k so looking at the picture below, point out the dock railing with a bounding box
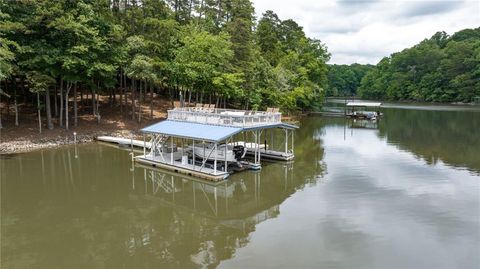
[167,107,282,127]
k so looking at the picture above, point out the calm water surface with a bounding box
[1,105,479,268]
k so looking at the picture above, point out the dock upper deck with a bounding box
[167,107,282,128]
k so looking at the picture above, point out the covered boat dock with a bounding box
[134,107,298,181]
[346,102,382,120]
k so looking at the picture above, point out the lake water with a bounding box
[1,104,479,268]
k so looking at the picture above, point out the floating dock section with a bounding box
[132,106,298,181]
[96,136,152,149]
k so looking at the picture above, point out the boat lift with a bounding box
[134,107,298,181]
[345,102,383,120]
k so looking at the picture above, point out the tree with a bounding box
[358,27,480,103]
[256,10,283,66]
[327,64,375,96]
[1,0,332,129]
[26,72,55,133]
[173,27,234,104]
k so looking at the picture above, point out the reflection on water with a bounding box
[220,116,479,269]
[1,104,479,269]
[379,108,480,173]
[0,136,324,268]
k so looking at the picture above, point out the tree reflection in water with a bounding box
[0,121,326,269]
[378,108,480,174]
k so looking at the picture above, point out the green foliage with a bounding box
[0,9,20,81]
[358,28,480,103]
[327,64,374,96]
[26,71,55,94]
[254,10,330,111]
[1,0,329,114]
[173,27,234,90]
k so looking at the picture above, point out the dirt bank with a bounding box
[0,96,170,154]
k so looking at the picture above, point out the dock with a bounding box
[312,102,383,120]
[132,106,298,181]
[246,148,294,161]
[96,136,152,148]
[135,154,230,181]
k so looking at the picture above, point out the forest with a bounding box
[326,63,374,97]
[0,0,330,131]
[358,28,480,103]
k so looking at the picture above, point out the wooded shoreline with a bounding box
[0,92,170,154]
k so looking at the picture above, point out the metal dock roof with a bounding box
[142,117,299,142]
[141,120,243,142]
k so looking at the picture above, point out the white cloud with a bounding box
[252,0,480,64]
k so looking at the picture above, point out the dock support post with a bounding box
[143,134,146,156]
[170,137,174,164]
[224,138,228,172]
[292,130,294,153]
[130,134,133,151]
[213,143,217,175]
[271,129,274,151]
[254,130,258,164]
[192,139,195,169]
[285,129,288,154]
[257,130,261,163]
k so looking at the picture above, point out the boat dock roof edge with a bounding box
[141,120,243,142]
[242,122,299,130]
[140,120,298,142]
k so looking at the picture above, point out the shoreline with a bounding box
[0,129,143,155]
[1,116,303,155]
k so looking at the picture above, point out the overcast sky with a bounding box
[252,0,480,64]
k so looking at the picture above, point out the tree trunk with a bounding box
[123,71,127,114]
[132,79,136,120]
[46,87,53,130]
[96,82,100,124]
[53,85,58,117]
[65,83,71,130]
[92,87,96,116]
[199,0,204,19]
[5,82,10,116]
[168,85,174,107]
[12,79,18,126]
[139,80,143,102]
[14,94,19,126]
[150,82,153,119]
[60,79,64,127]
[74,83,78,127]
[119,69,123,114]
[0,89,2,129]
[37,92,42,134]
[138,80,144,123]
[80,84,83,104]
[54,84,58,117]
